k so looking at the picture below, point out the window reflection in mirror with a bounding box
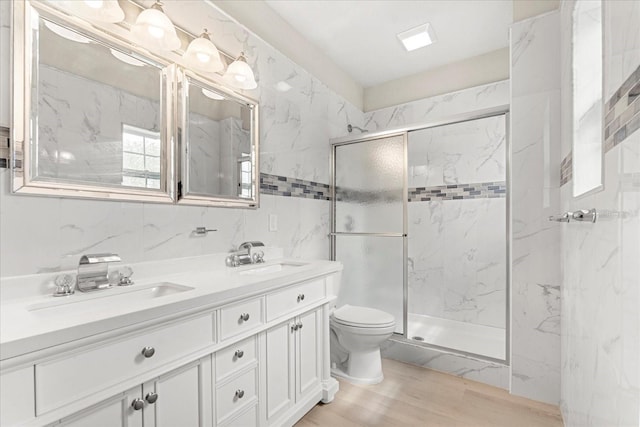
[32,14,166,191]
[183,77,254,200]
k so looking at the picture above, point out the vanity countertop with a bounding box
[0,257,342,362]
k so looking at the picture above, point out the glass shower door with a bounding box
[332,134,406,334]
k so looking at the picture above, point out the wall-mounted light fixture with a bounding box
[183,29,224,73]
[62,0,125,23]
[131,0,181,51]
[223,52,257,90]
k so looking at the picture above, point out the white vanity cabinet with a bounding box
[55,357,213,427]
[0,268,340,427]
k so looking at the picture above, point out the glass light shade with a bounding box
[223,54,257,90]
[62,0,125,23]
[131,3,181,51]
[183,32,224,73]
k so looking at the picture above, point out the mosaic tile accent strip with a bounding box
[408,181,506,202]
[604,65,640,152]
[560,150,573,187]
[260,173,330,200]
[0,127,9,169]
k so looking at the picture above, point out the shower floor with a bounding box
[407,313,506,360]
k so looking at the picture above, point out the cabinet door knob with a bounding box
[235,389,245,399]
[141,346,155,358]
[297,293,305,302]
[297,322,303,330]
[240,313,250,322]
[291,323,298,332]
[235,349,244,359]
[131,398,144,411]
[145,392,158,404]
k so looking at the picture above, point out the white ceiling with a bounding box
[263,0,512,88]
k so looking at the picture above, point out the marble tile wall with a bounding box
[0,0,9,128]
[560,1,640,425]
[510,10,562,405]
[0,1,363,278]
[406,114,507,329]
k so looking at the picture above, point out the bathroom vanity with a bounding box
[0,257,342,426]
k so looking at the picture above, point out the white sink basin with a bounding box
[238,262,305,276]
[28,282,194,314]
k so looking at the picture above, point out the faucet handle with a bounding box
[117,266,134,286]
[53,274,75,297]
[251,251,265,264]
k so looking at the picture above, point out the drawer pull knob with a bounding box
[297,293,305,302]
[297,322,303,329]
[145,392,158,404]
[131,398,144,411]
[240,313,250,322]
[141,346,155,358]
[291,323,299,332]
[235,389,245,399]
[235,349,244,359]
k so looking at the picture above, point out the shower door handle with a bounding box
[572,208,597,223]
[548,212,571,222]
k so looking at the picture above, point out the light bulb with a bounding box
[84,0,104,9]
[196,52,210,63]
[147,25,165,39]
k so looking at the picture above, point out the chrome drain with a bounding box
[412,336,425,341]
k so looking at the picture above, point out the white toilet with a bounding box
[330,304,396,385]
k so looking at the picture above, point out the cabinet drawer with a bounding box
[216,336,257,381]
[35,313,214,415]
[216,368,257,423]
[266,279,325,321]
[220,404,258,427]
[220,298,263,340]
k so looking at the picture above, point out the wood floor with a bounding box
[296,359,563,427]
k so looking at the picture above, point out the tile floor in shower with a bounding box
[407,313,506,360]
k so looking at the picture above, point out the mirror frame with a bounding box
[176,68,260,208]
[10,0,261,208]
[11,1,176,203]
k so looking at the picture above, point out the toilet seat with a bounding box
[332,304,395,328]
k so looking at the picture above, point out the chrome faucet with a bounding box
[76,253,123,292]
[225,241,265,267]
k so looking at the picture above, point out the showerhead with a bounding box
[347,124,368,133]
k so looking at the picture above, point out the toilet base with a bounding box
[331,366,384,385]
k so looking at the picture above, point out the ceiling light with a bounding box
[131,1,181,52]
[62,0,125,23]
[44,20,91,44]
[275,81,292,92]
[183,29,224,73]
[397,23,437,52]
[201,88,225,100]
[223,52,257,90]
[110,49,146,67]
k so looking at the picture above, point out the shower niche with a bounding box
[331,110,509,363]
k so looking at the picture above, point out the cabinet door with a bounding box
[58,387,143,427]
[143,357,213,427]
[296,309,322,400]
[264,321,295,424]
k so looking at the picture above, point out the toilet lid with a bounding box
[332,304,395,328]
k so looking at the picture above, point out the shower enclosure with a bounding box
[331,108,509,362]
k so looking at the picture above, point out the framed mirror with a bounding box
[177,69,259,208]
[12,1,176,202]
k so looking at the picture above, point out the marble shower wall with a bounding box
[510,11,562,405]
[560,1,640,425]
[407,115,507,329]
[0,1,364,277]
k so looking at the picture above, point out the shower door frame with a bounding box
[330,104,511,364]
